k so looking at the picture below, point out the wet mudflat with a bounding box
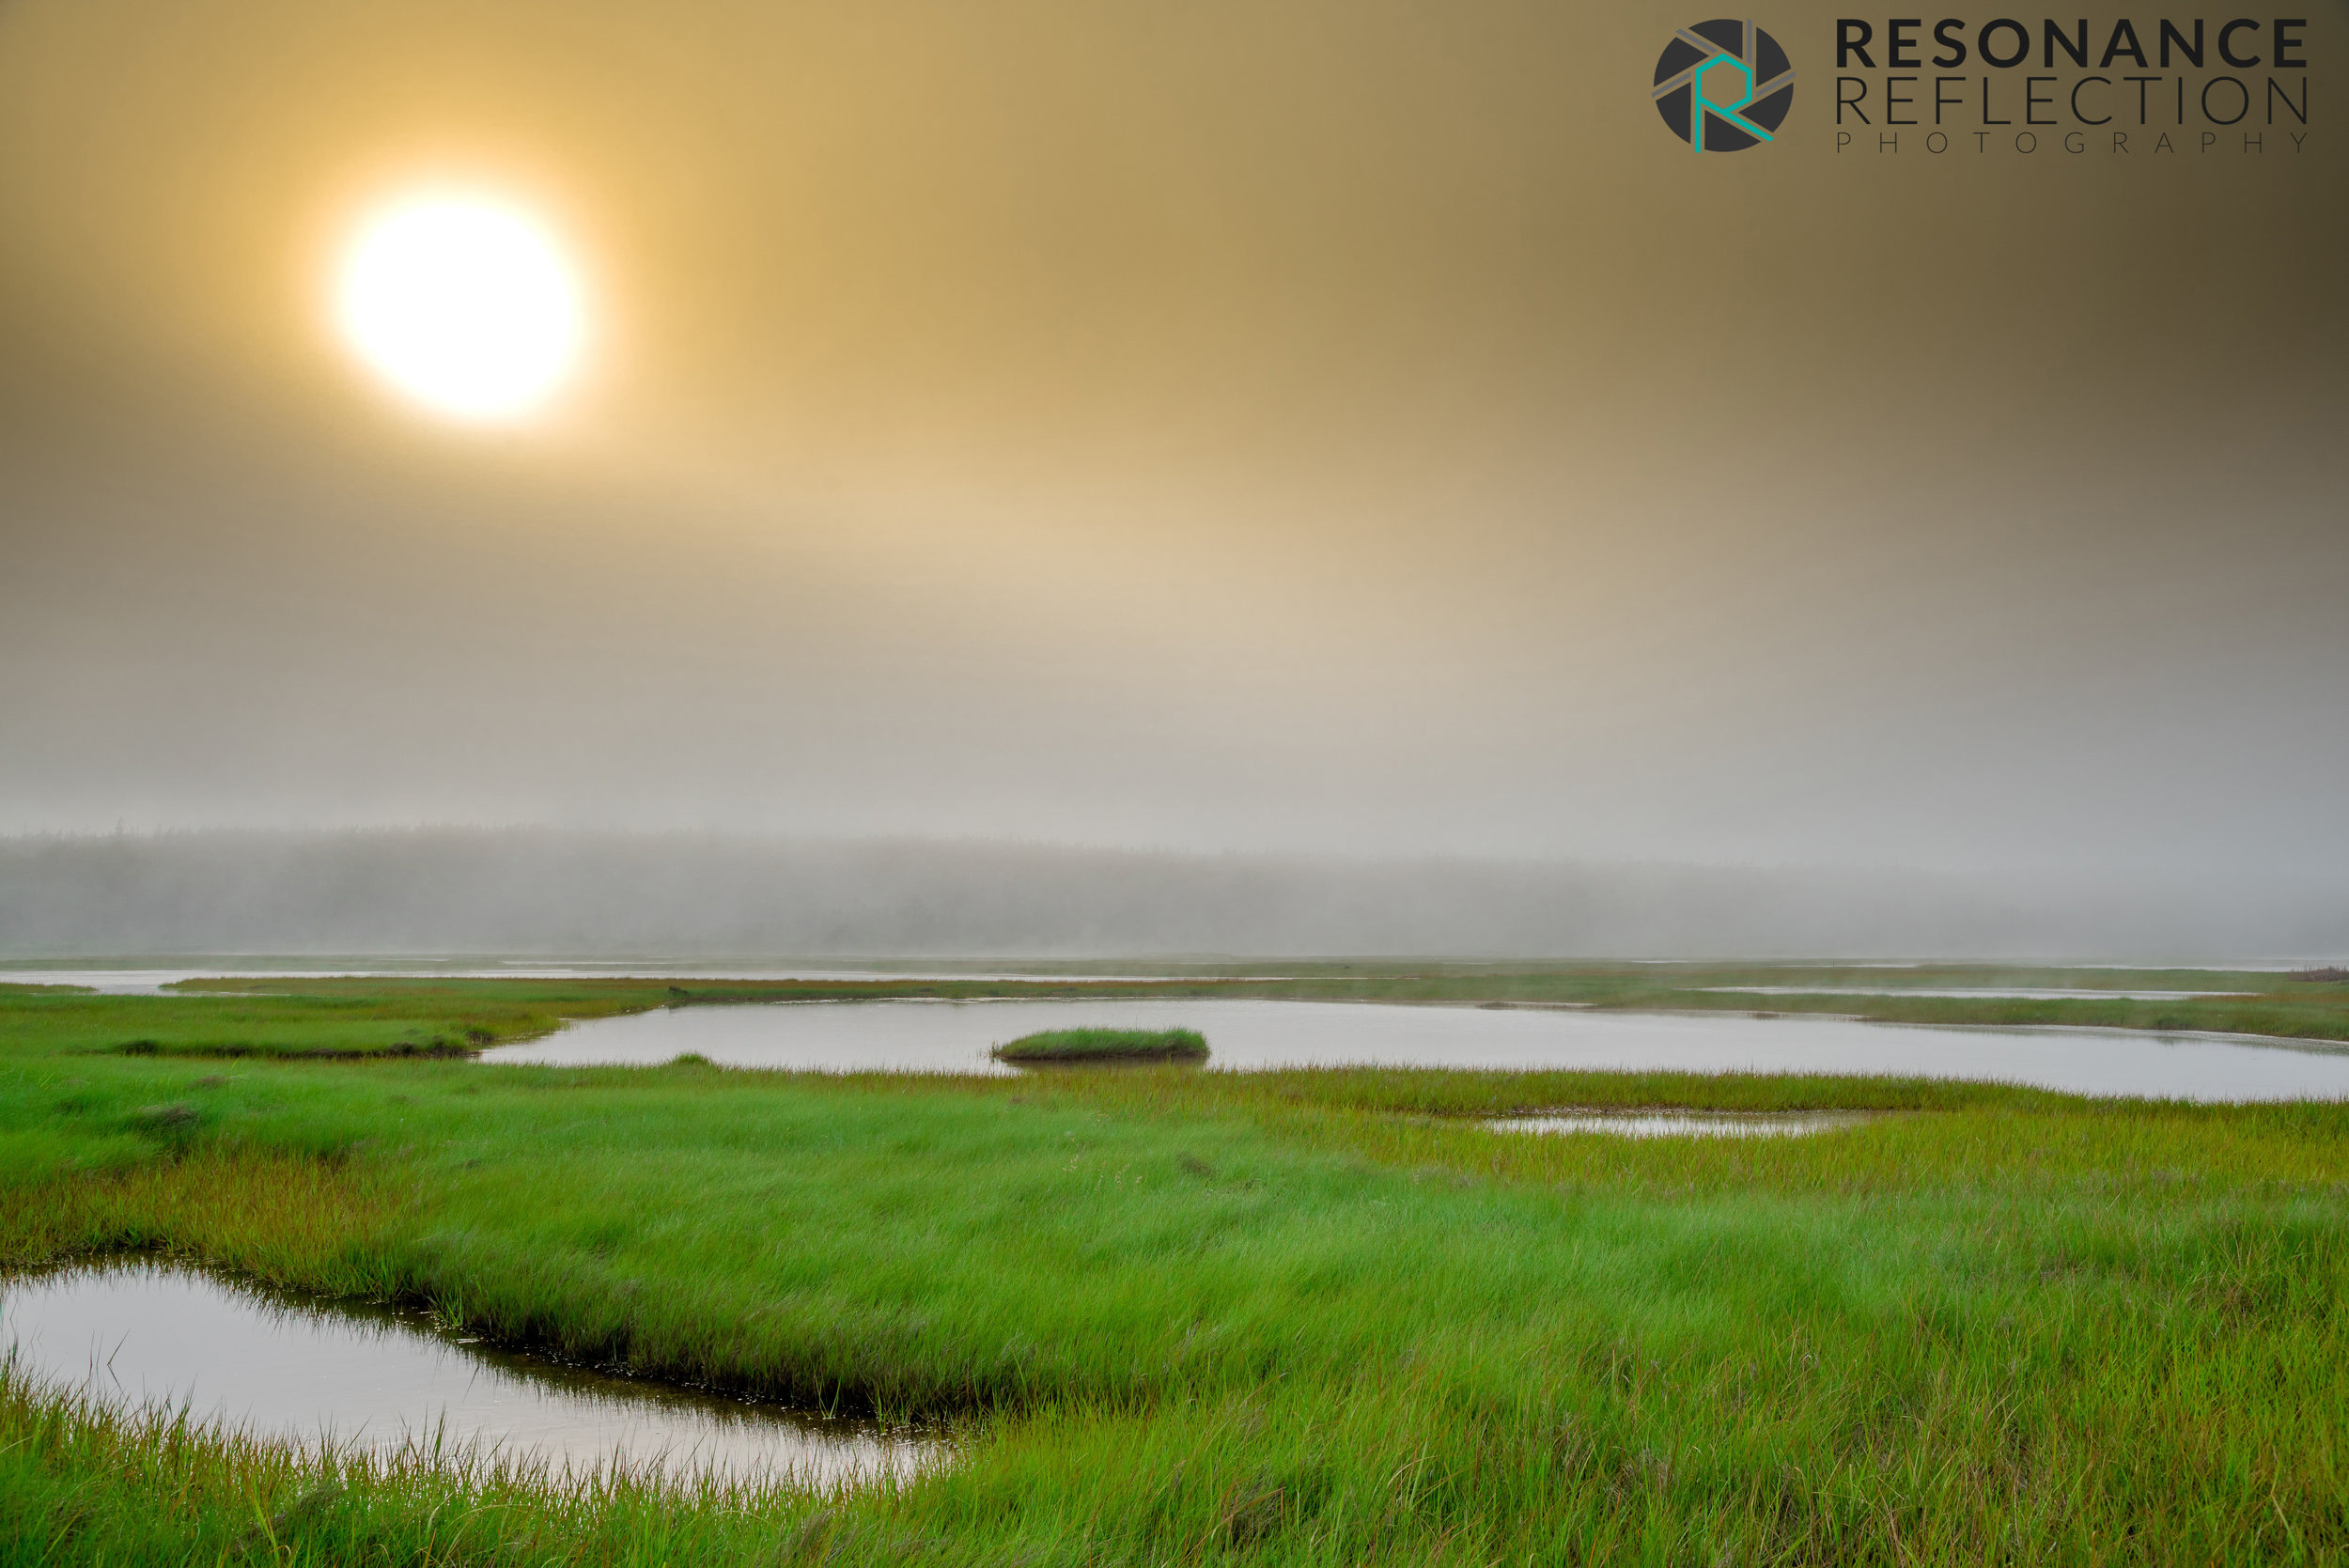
[489,997,2349,1101]
[0,1260,944,1486]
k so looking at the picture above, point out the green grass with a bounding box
[0,1371,850,1564]
[992,1027,1210,1063]
[2,979,2347,1563]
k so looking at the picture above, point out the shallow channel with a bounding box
[1488,1110,1876,1139]
[0,964,1180,996]
[0,1260,943,1486]
[1698,986,2252,1001]
[485,998,2349,1102]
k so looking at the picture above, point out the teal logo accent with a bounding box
[1654,20,1796,151]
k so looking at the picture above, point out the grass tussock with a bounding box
[0,1147,405,1287]
[992,1027,1209,1064]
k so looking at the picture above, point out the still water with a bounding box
[0,964,1176,996]
[1699,986,2251,1001]
[1489,1110,1876,1139]
[486,998,2349,1102]
[0,1261,941,1486]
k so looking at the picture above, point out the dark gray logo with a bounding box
[1655,20,1796,150]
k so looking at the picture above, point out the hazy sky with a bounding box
[1,0,2341,877]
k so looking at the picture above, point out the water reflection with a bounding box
[1487,1110,1875,1139]
[1,1260,943,1486]
[0,964,1181,996]
[489,998,2349,1102]
[1700,986,2250,1001]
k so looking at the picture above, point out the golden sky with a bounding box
[0,0,2341,876]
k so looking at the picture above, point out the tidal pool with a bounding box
[0,1261,942,1486]
[485,998,2349,1102]
[1698,986,2253,1001]
[1488,1110,1876,1139]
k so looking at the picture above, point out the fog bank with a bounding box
[1,831,2339,965]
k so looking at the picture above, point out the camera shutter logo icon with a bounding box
[1654,20,1794,151]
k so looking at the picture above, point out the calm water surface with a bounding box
[1488,1110,1876,1139]
[0,1261,942,1486]
[1699,986,2251,1001]
[0,965,1174,996]
[486,999,2349,1101]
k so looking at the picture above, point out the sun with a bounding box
[334,193,586,423]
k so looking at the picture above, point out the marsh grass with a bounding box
[5,985,2349,1562]
[0,1367,852,1565]
[992,1027,1209,1063]
[0,1147,405,1285]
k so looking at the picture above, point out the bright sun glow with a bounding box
[334,194,585,423]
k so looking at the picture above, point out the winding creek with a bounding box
[487,997,2349,1102]
[0,1261,944,1486]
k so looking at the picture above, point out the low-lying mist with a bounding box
[0,830,2339,964]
